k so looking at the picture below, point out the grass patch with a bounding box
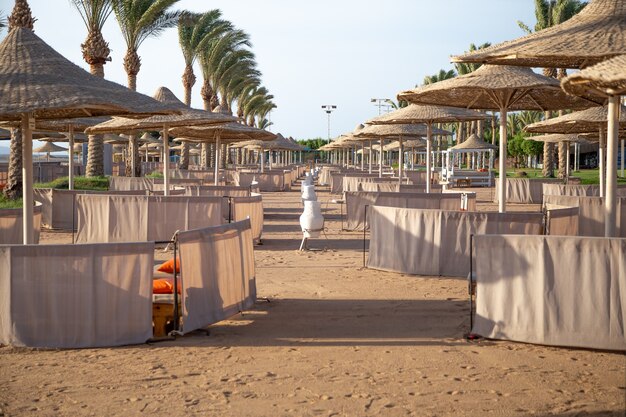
[494,168,626,185]
[34,176,109,190]
[0,194,23,209]
[145,171,164,179]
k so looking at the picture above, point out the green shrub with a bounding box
[34,176,109,190]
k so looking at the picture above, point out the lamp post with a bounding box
[321,104,337,144]
[371,98,391,115]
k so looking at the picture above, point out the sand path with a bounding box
[0,185,624,416]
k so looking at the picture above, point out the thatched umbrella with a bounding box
[560,54,626,236]
[170,123,276,182]
[87,87,236,194]
[398,65,602,212]
[33,141,67,162]
[525,105,626,197]
[367,104,487,192]
[451,0,626,69]
[0,28,180,243]
[1,117,109,190]
[452,0,625,233]
[354,122,451,180]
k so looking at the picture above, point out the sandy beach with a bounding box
[0,186,624,417]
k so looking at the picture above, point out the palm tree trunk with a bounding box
[180,66,195,171]
[3,129,23,200]
[201,144,209,169]
[124,49,141,92]
[86,135,104,177]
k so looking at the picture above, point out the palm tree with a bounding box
[455,43,491,75]
[518,0,586,177]
[177,9,226,169]
[0,11,7,31]
[422,69,456,86]
[70,0,113,177]
[112,0,181,176]
[3,0,35,200]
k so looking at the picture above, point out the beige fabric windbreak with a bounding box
[358,182,400,192]
[472,235,626,351]
[108,176,153,191]
[0,242,154,348]
[75,195,223,243]
[367,206,543,277]
[342,176,403,193]
[331,173,379,194]
[0,203,42,244]
[177,220,257,334]
[543,195,626,237]
[319,167,340,185]
[185,185,251,218]
[235,171,289,191]
[231,193,264,243]
[545,205,580,236]
[345,192,477,231]
[33,189,141,230]
[542,183,626,197]
[494,178,562,204]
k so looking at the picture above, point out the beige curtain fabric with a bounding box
[543,195,626,237]
[231,193,264,243]
[473,235,626,351]
[331,173,379,194]
[495,178,561,203]
[177,220,257,334]
[358,182,399,192]
[343,176,404,193]
[34,189,140,230]
[0,203,42,244]
[236,172,289,191]
[404,171,429,184]
[0,242,154,348]
[185,186,251,217]
[108,176,153,191]
[542,183,626,197]
[367,206,543,277]
[345,192,477,231]
[545,205,580,236]
[75,195,223,243]
[319,167,340,185]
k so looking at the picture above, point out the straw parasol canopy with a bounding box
[85,87,237,134]
[398,64,603,212]
[0,28,184,244]
[448,133,497,150]
[0,29,179,121]
[562,54,626,97]
[171,123,276,183]
[86,87,238,193]
[527,133,593,144]
[451,0,626,69]
[33,142,67,153]
[398,65,603,111]
[366,104,487,192]
[355,123,451,138]
[525,105,626,134]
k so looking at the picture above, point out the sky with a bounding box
[0,0,538,143]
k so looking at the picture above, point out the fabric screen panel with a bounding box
[545,205,579,236]
[368,206,441,275]
[108,176,153,191]
[231,193,264,243]
[237,172,284,191]
[177,220,257,334]
[495,178,561,203]
[358,182,399,192]
[345,192,477,231]
[75,195,223,243]
[345,192,378,230]
[542,184,626,197]
[0,204,42,244]
[404,171,429,184]
[473,235,626,351]
[33,188,53,227]
[367,207,543,277]
[185,185,251,198]
[543,195,626,237]
[0,242,154,348]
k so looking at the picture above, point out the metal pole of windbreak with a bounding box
[155,235,180,334]
[469,234,474,331]
[228,196,233,223]
[72,194,76,244]
[362,205,368,268]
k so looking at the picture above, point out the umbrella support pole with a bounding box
[605,95,619,237]
[498,108,507,213]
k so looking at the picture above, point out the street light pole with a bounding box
[371,98,391,115]
[321,104,337,144]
